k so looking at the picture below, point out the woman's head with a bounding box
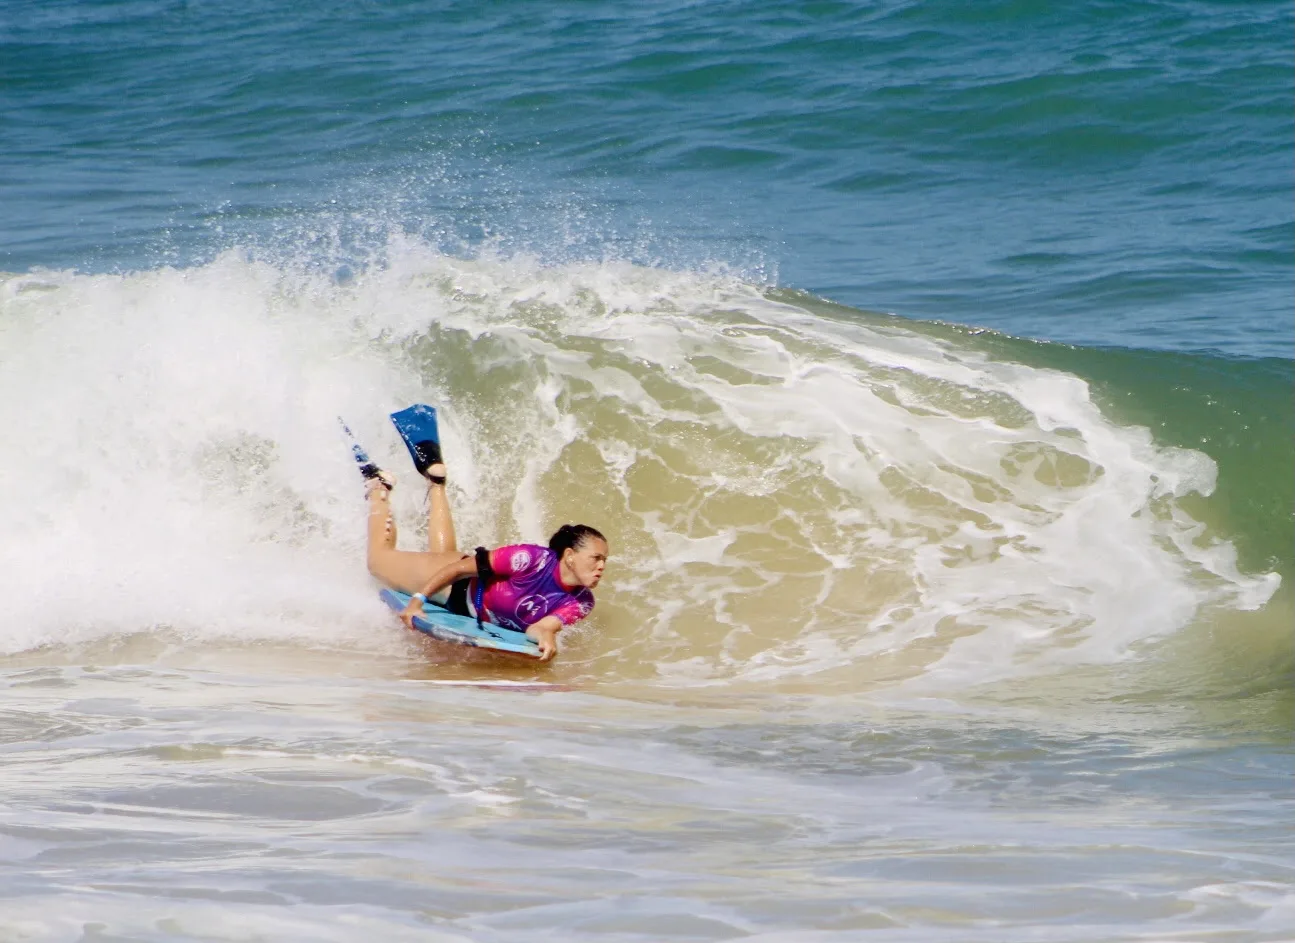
[549,524,608,589]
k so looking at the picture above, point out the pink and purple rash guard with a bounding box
[472,544,594,632]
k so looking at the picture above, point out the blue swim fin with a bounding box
[390,404,442,477]
[339,417,391,488]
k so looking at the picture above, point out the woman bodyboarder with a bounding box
[362,429,607,661]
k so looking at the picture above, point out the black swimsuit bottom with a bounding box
[445,578,473,617]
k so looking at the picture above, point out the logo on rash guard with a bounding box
[515,594,550,622]
[510,550,532,571]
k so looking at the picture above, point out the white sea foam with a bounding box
[0,247,1278,692]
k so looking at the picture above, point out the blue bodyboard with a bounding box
[379,588,542,659]
[390,404,441,475]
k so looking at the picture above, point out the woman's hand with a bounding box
[526,616,563,661]
[399,598,424,631]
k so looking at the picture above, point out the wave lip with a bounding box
[0,250,1282,700]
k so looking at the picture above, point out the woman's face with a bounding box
[564,538,609,589]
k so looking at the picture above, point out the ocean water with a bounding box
[1,2,1292,941]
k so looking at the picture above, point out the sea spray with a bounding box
[0,247,1278,695]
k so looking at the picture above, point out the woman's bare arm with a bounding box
[398,556,477,630]
[526,615,563,661]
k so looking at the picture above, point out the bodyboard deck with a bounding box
[379,588,542,659]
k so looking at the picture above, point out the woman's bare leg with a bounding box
[366,476,461,596]
[366,478,398,556]
[424,462,456,553]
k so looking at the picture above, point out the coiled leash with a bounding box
[473,546,496,634]
[471,547,529,644]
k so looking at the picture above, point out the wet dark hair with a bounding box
[548,524,606,557]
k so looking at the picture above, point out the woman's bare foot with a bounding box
[364,468,395,494]
[425,462,447,486]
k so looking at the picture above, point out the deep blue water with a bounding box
[3,0,1291,357]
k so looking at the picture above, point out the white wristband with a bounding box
[412,593,427,604]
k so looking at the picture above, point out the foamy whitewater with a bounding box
[2,248,1291,941]
[2,250,1276,681]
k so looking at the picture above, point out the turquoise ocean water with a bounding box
[1,2,1292,940]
